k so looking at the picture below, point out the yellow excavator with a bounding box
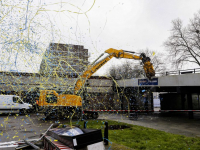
[38,48,155,119]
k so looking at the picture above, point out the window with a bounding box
[46,94,57,103]
[13,97,23,104]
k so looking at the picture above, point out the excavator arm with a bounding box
[73,48,155,95]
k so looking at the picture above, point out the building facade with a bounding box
[0,43,152,111]
[40,43,89,77]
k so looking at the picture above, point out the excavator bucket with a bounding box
[143,61,155,80]
[140,53,155,80]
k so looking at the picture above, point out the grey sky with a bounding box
[0,0,200,75]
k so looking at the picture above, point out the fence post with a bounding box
[104,121,108,145]
[84,120,87,129]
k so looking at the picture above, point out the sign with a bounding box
[138,78,158,85]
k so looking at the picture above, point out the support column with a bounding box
[144,91,148,111]
[150,92,154,111]
[187,93,193,119]
[120,95,123,110]
[181,93,185,110]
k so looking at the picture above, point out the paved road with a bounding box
[0,113,52,143]
[0,113,80,149]
[1,111,200,149]
[99,111,200,137]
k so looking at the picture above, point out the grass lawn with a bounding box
[64,119,200,150]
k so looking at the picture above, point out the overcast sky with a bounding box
[0,0,200,75]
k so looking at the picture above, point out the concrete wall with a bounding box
[86,87,113,93]
[84,93,115,110]
[0,73,77,92]
[40,43,89,76]
[88,79,113,87]
[84,77,114,110]
[0,72,156,111]
[117,73,200,87]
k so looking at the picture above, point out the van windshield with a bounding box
[13,97,23,104]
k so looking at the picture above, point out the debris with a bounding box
[24,139,40,150]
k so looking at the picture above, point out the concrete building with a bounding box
[0,43,155,112]
[0,43,117,110]
[84,76,116,110]
[40,43,89,77]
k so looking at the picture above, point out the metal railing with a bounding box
[155,68,200,76]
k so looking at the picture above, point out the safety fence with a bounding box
[85,109,200,112]
[84,110,154,112]
[159,110,200,112]
[155,68,200,76]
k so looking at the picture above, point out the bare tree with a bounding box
[109,65,118,79]
[109,61,146,79]
[164,11,200,69]
[120,61,145,79]
[108,49,166,78]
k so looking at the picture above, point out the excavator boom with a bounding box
[38,48,155,120]
[73,48,155,95]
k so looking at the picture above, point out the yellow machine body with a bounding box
[38,90,82,107]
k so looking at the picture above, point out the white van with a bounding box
[0,95,32,114]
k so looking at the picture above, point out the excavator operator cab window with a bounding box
[46,94,57,103]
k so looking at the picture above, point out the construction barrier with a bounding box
[159,110,200,112]
[85,110,200,112]
[84,110,154,112]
